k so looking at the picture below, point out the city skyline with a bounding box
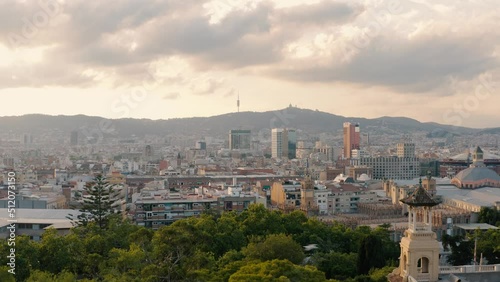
[1,0,499,128]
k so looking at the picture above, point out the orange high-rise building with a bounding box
[343,122,360,159]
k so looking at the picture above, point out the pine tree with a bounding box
[68,174,119,230]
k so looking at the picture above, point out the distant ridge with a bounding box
[0,107,488,137]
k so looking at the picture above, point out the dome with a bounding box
[451,165,500,189]
[357,173,371,181]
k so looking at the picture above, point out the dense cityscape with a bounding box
[0,106,499,281]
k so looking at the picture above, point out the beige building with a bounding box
[397,184,441,282]
[271,180,377,215]
[451,146,500,189]
[270,181,301,212]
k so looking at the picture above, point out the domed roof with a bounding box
[453,166,500,183]
[357,173,371,181]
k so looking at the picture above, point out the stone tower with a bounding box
[300,160,317,216]
[421,172,436,197]
[398,179,441,282]
[472,146,484,163]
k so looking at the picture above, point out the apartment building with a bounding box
[351,156,420,180]
[134,189,257,229]
[324,184,378,214]
[271,180,377,215]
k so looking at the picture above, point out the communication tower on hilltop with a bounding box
[237,93,240,113]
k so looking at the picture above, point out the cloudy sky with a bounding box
[1,0,499,128]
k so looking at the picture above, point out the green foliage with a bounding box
[26,270,78,282]
[228,259,326,282]
[478,207,500,226]
[0,235,40,281]
[5,203,410,282]
[369,266,396,282]
[238,204,286,236]
[243,234,305,264]
[0,266,15,282]
[441,234,474,265]
[68,174,118,230]
[357,234,386,275]
[474,229,500,264]
[312,251,357,280]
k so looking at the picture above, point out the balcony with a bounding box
[415,273,430,281]
[440,264,500,274]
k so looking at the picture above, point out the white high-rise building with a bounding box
[272,128,288,159]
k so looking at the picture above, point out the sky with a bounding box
[0,0,499,128]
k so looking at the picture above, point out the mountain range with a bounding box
[0,107,495,137]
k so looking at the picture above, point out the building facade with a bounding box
[272,128,289,159]
[352,156,420,180]
[134,191,256,229]
[343,122,360,159]
[229,129,251,150]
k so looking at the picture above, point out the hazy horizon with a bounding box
[0,106,496,130]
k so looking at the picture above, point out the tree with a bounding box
[243,234,305,264]
[0,266,15,282]
[476,229,500,264]
[312,251,357,280]
[441,234,474,265]
[229,259,326,282]
[0,235,40,281]
[369,266,396,282]
[26,270,78,282]
[478,207,500,226]
[357,234,385,275]
[38,229,82,275]
[238,204,286,237]
[68,174,118,230]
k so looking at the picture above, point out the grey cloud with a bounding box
[5,0,497,98]
[191,78,225,95]
[273,34,499,94]
[277,1,363,26]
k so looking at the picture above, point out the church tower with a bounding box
[398,179,440,282]
[421,172,436,197]
[472,146,485,166]
[300,159,317,216]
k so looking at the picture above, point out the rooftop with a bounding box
[400,180,440,207]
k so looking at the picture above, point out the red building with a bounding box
[343,122,360,159]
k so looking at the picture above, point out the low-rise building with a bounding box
[0,209,80,241]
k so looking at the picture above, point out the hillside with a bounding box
[0,107,486,137]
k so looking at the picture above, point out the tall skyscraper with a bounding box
[343,122,360,159]
[272,128,287,159]
[229,130,251,150]
[287,129,297,159]
[272,128,296,159]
